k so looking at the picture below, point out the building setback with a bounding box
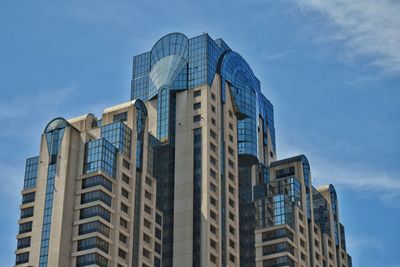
[15,32,351,267]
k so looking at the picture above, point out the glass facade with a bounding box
[101,122,132,158]
[312,187,331,234]
[84,138,117,179]
[39,118,69,267]
[76,253,108,267]
[192,128,202,267]
[131,32,275,157]
[255,177,301,229]
[132,99,148,267]
[82,175,113,192]
[23,156,39,189]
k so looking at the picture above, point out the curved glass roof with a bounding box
[220,51,260,92]
[44,117,69,133]
[149,55,187,91]
[150,33,189,67]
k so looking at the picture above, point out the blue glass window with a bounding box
[101,122,132,158]
[82,175,112,192]
[16,252,29,265]
[22,192,35,204]
[77,237,109,253]
[17,237,31,249]
[80,206,111,222]
[84,139,117,179]
[20,207,34,219]
[23,156,39,189]
[81,190,112,207]
[79,221,110,238]
[76,253,108,267]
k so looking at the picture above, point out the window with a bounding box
[122,173,130,184]
[210,142,216,152]
[210,210,217,221]
[210,183,217,193]
[229,172,234,181]
[22,192,35,204]
[193,102,201,110]
[143,233,151,243]
[300,226,304,234]
[77,253,107,267]
[81,190,112,207]
[144,205,151,215]
[210,239,217,249]
[276,166,295,179]
[156,214,162,226]
[120,217,128,228]
[19,222,32,234]
[80,206,111,222]
[229,122,233,130]
[229,225,235,235]
[82,175,113,192]
[121,203,128,214]
[210,224,217,235]
[193,90,201,97]
[211,93,216,100]
[79,221,110,238]
[119,233,127,244]
[193,115,201,122]
[301,253,306,261]
[211,105,216,113]
[228,110,233,118]
[228,159,234,169]
[20,207,34,219]
[145,190,152,201]
[210,169,216,179]
[144,219,151,229]
[121,188,129,199]
[17,237,31,249]
[123,159,130,170]
[300,239,305,248]
[211,117,216,125]
[229,212,235,222]
[143,248,150,259]
[113,112,128,122]
[230,254,235,263]
[210,196,217,206]
[155,227,162,239]
[229,185,235,194]
[210,129,216,139]
[155,242,161,254]
[210,254,217,263]
[229,134,233,142]
[210,156,217,166]
[145,177,152,187]
[229,198,235,208]
[228,146,234,156]
[119,248,126,259]
[229,239,235,249]
[15,252,29,265]
[78,237,109,253]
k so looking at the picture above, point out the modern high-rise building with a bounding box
[14,32,351,267]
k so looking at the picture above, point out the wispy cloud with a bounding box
[312,159,400,205]
[0,84,77,121]
[295,0,400,75]
[278,140,400,206]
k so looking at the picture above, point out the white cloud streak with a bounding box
[295,0,400,75]
[278,141,400,206]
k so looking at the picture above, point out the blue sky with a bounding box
[1,0,399,266]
